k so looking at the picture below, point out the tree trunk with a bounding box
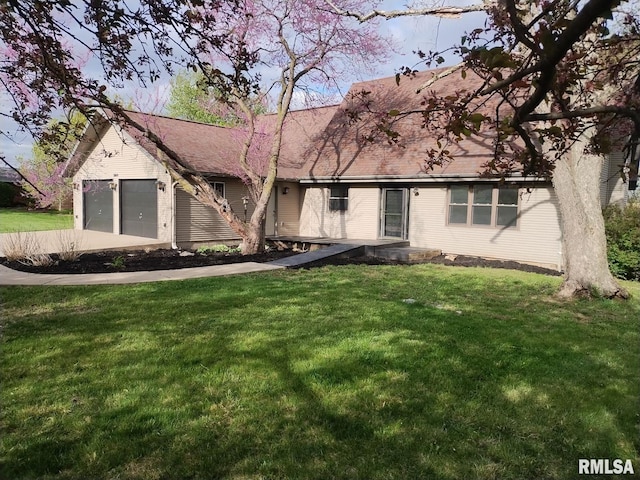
[241,213,266,254]
[552,144,629,298]
[241,191,269,254]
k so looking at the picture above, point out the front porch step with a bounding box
[373,247,442,263]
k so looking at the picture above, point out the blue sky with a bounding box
[0,1,486,166]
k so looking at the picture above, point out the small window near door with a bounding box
[329,185,349,211]
[213,182,225,198]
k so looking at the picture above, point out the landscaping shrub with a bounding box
[0,183,19,207]
[196,244,241,254]
[604,199,640,280]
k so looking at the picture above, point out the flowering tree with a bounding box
[330,0,640,298]
[18,113,86,210]
[1,0,388,254]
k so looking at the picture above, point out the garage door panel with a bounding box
[83,180,113,233]
[121,180,157,238]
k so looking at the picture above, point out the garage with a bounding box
[120,179,158,238]
[83,180,113,233]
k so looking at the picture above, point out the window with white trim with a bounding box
[329,185,349,211]
[448,185,519,228]
[213,182,225,198]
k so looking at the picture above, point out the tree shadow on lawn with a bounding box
[1,268,638,479]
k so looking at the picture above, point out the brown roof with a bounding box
[121,111,241,176]
[286,68,499,180]
[74,68,502,181]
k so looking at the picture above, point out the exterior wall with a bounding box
[72,125,172,242]
[600,151,628,206]
[299,185,379,239]
[175,178,254,244]
[275,182,301,236]
[409,185,563,269]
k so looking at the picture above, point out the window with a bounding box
[472,185,493,225]
[448,185,519,228]
[329,185,349,211]
[448,185,468,224]
[213,182,225,198]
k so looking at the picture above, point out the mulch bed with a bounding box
[293,254,562,276]
[1,248,298,275]
[1,247,561,277]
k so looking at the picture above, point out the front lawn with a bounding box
[0,207,73,233]
[1,265,638,479]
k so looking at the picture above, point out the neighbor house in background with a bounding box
[66,69,634,270]
[0,166,26,207]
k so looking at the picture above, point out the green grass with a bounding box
[1,265,638,480]
[0,207,73,233]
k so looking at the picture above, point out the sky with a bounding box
[0,1,486,166]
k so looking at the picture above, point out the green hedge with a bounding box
[604,199,640,281]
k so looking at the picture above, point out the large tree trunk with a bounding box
[552,144,628,298]
[241,192,269,254]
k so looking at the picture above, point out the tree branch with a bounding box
[324,0,492,22]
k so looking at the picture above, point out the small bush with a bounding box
[604,199,640,281]
[21,253,55,267]
[108,255,126,270]
[196,244,241,254]
[1,231,41,262]
[56,230,83,261]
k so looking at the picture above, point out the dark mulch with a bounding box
[1,248,298,275]
[1,247,561,277]
[294,254,562,277]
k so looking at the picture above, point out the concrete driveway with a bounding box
[0,229,168,257]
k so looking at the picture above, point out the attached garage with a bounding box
[83,180,113,233]
[120,179,158,239]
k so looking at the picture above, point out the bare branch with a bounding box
[324,0,493,22]
[416,63,465,93]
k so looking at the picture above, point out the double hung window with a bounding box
[329,185,349,211]
[448,185,519,228]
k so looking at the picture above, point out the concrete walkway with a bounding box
[0,262,284,286]
[0,235,395,286]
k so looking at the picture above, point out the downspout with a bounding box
[171,181,179,249]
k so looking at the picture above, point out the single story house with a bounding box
[66,69,633,270]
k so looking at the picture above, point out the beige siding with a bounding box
[601,151,627,206]
[299,186,379,239]
[176,179,255,243]
[72,125,172,241]
[409,185,563,269]
[275,182,301,236]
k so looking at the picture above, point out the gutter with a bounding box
[298,174,545,184]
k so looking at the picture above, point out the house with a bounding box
[0,166,26,207]
[66,69,633,270]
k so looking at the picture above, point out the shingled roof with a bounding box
[70,67,501,181]
[285,68,498,181]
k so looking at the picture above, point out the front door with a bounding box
[381,188,408,239]
[83,180,113,233]
[120,180,158,238]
